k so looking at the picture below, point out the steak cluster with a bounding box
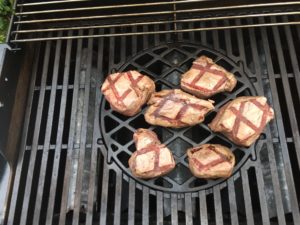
[187,144,235,179]
[103,59,275,181]
[209,96,274,146]
[128,129,175,179]
[181,56,237,98]
[145,89,214,128]
[101,71,155,116]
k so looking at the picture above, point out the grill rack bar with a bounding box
[11,11,300,34]
[259,16,300,224]
[31,33,63,225]
[13,9,300,25]
[14,1,300,15]
[57,29,83,225]
[10,21,300,42]
[17,0,90,7]
[247,20,274,225]
[9,0,300,43]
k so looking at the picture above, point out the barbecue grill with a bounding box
[0,0,300,224]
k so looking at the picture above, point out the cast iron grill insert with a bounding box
[101,43,255,193]
[4,2,300,225]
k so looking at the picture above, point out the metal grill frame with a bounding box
[7,0,300,43]
[2,5,300,225]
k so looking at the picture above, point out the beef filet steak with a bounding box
[187,144,235,179]
[129,129,175,179]
[101,71,155,116]
[133,128,160,150]
[209,96,274,147]
[144,89,214,128]
[181,56,237,98]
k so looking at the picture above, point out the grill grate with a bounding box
[4,14,300,225]
[7,0,300,43]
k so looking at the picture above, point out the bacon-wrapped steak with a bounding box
[209,96,274,147]
[187,144,235,179]
[129,129,175,179]
[101,71,155,116]
[133,128,160,150]
[144,89,214,128]
[181,56,237,98]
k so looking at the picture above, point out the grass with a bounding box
[0,0,14,43]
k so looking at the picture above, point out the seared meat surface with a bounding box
[129,129,175,179]
[187,144,235,179]
[181,56,237,98]
[145,89,214,128]
[101,71,155,116]
[133,128,160,150]
[209,96,274,147]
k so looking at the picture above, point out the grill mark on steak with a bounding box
[133,145,174,173]
[134,129,160,150]
[136,145,160,155]
[190,145,231,171]
[230,99,272,141]
[151,90,205,126]
[182,62,229,93]
[102,71,144,107]
[127,71,144,97]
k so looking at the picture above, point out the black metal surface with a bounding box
[2,14,300,225]
[0,44,25,165]
[0,43,31,225]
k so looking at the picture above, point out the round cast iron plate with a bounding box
[100,43,257,193]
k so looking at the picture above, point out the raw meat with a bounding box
[209,96,274,146]
[129,129,175,179]
[145,89,214,128]
[101,71,155,116]
[187,144,235,179]
[181,56,237,98]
